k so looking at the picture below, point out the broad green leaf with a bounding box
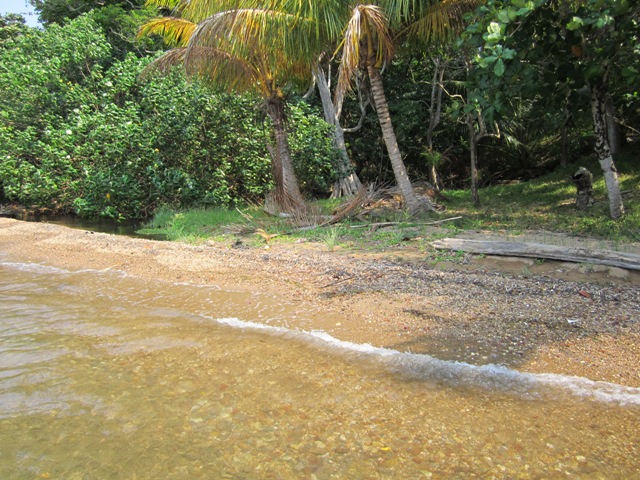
[484,54,498,65]
[566,17,584,31]
[497,10,510,23]
[595,15,614,29]
[502,48,517,60]
[494,58,505,76]
[488,22,502,34]
[486,32,503,43]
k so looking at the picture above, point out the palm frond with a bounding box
[139,48,187,79]
[262,0,351,42]
[138,17,197,47]
[183,45,262,94]
[186,9,316,93]
[144,0,184,11]
[335,5,394,104]
[400,0,483,44]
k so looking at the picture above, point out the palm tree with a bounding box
[140,2,324,213]
[334,4,435,215]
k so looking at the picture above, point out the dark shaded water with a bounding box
[15,213,164,240]
[0,258,639,479]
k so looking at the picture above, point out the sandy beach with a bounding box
[1,217,638,388]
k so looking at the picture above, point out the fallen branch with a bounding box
[319,275,355,288]
[349,216,462,229]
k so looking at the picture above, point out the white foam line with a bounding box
[0,261,73,275]
[1,260,128,278]
[215,317,640,406]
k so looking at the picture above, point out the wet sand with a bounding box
[0,217,638,388]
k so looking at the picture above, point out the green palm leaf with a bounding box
[137,17,196,47]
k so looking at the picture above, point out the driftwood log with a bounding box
[432,238,640,271]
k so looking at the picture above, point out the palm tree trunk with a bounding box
[367,64,434,215]
[590,84,624,219]
[313,66,362,197]
[264,94,306,213]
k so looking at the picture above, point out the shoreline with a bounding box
[1,217,639,388]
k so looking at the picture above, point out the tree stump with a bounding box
[572,167,594,210]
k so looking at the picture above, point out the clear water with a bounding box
[0,259,639,479]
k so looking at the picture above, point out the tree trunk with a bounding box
[264,94,306,213]
[426,56,445,191]
[604,93,620,157]
[367,64,434,215]
[590,85,624,219]
[432,238,640,271]
[561,99,571,168]
[467,113,480,207]
[313,66,362,198]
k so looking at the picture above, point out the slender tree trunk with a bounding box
[590,84,624,219]
[467,113,480,207]
[561,94,572,168]
[313,66,362,197]
[426,57,445,190]
[264,94,306,213]
[367,64,434,215]
[604,93,620,157]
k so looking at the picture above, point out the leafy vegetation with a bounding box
[0,13,337,219]
[0,0,637,232]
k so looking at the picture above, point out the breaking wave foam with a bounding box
[215,317,640,406]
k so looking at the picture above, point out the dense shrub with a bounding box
[0,13,338,219]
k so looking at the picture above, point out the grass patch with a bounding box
[442,154,640,242]
[137,206,252,242]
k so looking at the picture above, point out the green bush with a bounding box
[0,13,338,219]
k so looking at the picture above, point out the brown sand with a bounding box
[1,217,638,387]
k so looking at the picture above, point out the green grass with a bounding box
[442,154,640,242]
[137,206,251,243]
[139,153,639,251]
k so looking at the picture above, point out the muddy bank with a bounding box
[1,217,638,387]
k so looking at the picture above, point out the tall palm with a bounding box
[335,4,435,214]
[140,1,327,213]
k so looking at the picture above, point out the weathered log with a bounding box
[432,238,640,271]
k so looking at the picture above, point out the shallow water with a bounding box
[0,259,638,479]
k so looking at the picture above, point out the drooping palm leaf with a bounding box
[399,0,483,43]
[335,5,394,104]
[184,9,317,94]
[183,46,262,93]
[140,47,187,78]
[137,17,196,47]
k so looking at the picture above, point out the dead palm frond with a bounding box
[335,5,395,104]
[255,228,280,244]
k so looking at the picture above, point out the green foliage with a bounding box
[287,100,339,195]
[0,14,30,47]
[0,13,337,218]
